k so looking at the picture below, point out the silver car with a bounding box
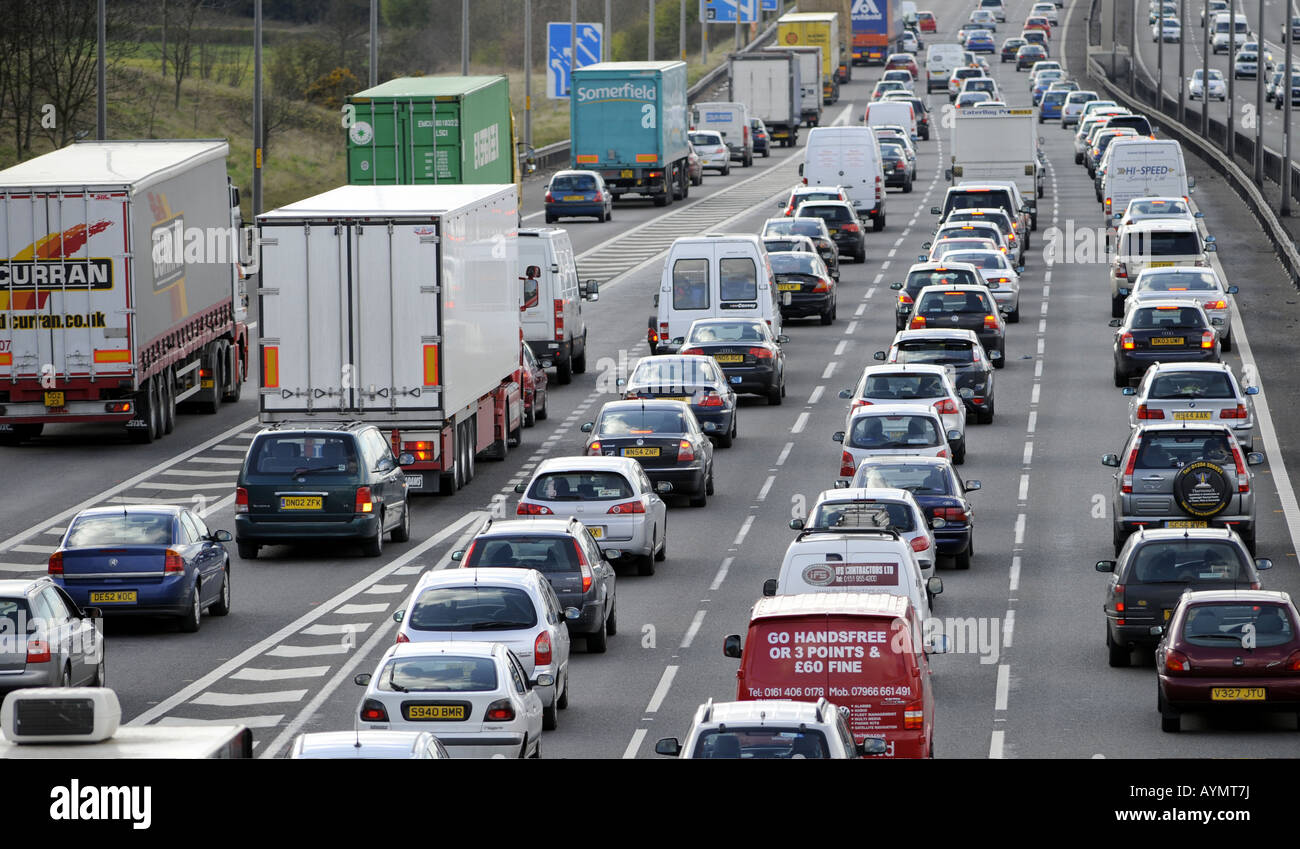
[934,249,1023,322]
[0,577,104,698]
[1061,90,1099,127]
[290,730,450,759]
[1123,266,1237,348]
[1123,362,1257,450]
[688,130,730,175]
[1102,423,1265,554]
[838,363,968,464]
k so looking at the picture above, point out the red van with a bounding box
[723,592,935,758]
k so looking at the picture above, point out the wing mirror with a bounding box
[789,518,805,530]
[564,608,581,621]
[930,516,946,529]
[212,530,233,542]
[762,579,778,597]
[1211,317,1225,326]
[655,738,682,756]
[1255,558,1273,571]
[927,576,943,596]
[838,388,853,399]
[392,609,404,623]
[922,241,932,249]
[776,334,791,344]
[1245,386,1259,395]
[450,550,465,562]
[964,479,981,492]
[858,738,888,756]
[833,480,849,488]
[1121,386,1136,395]
[1246,452,1265,465]
[988,350,1002,360]
[1227,285,1239,294]
[946,429,962,442]
[580,422,594,433]
[890,281,904,290]
[514,483,527,493]
[397,452,414,466]
[354,673,372,686]
[931,206,942,214]
[832,431,845,443]
[873,351,887,361]
[1095,560,1116,573]
[723,634,743,658]
[1101,453,1121,467]
[1108,318,1122,327]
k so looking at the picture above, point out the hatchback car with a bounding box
[762,233,820,260]
[967,30,997,53]
[880,93,932,139]
[1061,90,1099,126]
[1102,423,1265,553]
[688,130,730,175]
[1155,590,1300,732]
[514,456,670,573]
[1098,527,1270,667]
[1123,267,1236,349]
[926,237,1003,263]
[655,698,880,759]
[890,262,984,330]
[833,405,960,477]
[750,118,770,157]
[1039,89,1068,122]
[1024,16,1052,38]
[621,354,739,447]
[0,577,104,698]
[355,641,545,757]
[581,399,716,506]
[877,328,1000,418]
[1110,300,1223,386]
[941,208,1023,263]
[51,505,231,633]
[770,250,837,325]
[936,249,1022,321]
[544,170,612,223]
[521,342,549,427]
[686,143,705,186]
[1124,362,1257,450]
[762,216,840,278]
[838,363,968,463]
[885,53,920,78]
[794,200,866,262]
[289,730,450,759]
[879,142,914,192]
[916,11,936,32]
[1115,196,1200,228]
[948,67,987,100]
[235,423,412,560]
[1001,37,1027,62]
[1189,68,1226,100]
[1016,43,1047,69]
[678,317,789,405]
[779,184,852,217]
[453,517,617,652]
[908,284,1008,360]
[393,567,573,730]
[881,69,916,89]
[848,457,980,569]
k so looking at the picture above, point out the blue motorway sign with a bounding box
[547,22,603,99]
[701,0,759,24]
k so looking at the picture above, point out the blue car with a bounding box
[843,457,980,569]
[50,505,232,632]
[966,32,997,53]
[1039,89,1068,121]
[545,170,613,223]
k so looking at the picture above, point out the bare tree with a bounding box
[0,1,41,159]
[167,0,206,108]
[321,0,368,70]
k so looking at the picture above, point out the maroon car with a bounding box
[1155,590,1300,732]
[521,342,549,426]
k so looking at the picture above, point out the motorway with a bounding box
[2,0,1300,759]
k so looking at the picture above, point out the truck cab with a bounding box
[518,228,598,385]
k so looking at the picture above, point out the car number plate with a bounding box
[1150,336,1185,346]
[588,526,604,538]
[715,354,744,363]
[730,375,743,383]
[404,475,424,488]
[659,396,691,402]
[620,169,634,178]
[777,283,801,291]
[622,447,660,457]
[1164,520,1208,529]
[828,228,839,234]
[406,704,467,720]
[1173,411,1212,420]
[89,591,137,603]
[1148,261,1175,268]
[280,496,324,510]
[1210,688,1265,701]
[563,195,585,201]
[44,391,64,407]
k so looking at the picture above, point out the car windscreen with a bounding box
[852,462,954,494]
[550,174,597,192]
[894,341,977,365]
[65,514,173,547]
[464,535,582,573]
[808,500,916,532]
[1181,603,1295,648]
[1134,431,1234,468]
[407,586,538,632]
[526,471,635,502]
[848,414,941,448]
[1121,232,1202,256]
[917,290,994,315]
[596,408,689,436]
[1147,371,1235,399]
[770,253,822,275]
[1127,541,1251,584]
[250,435,360,476]
[377,656,500,692]
[690,727,832,759]
[1130,306,1206,330]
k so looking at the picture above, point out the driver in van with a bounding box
[674,275,707,309]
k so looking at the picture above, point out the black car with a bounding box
[1097,527,1270,667]
[1110,302,1222,387]
[1001,37,1027,63]
[453,517,617,652]
[879,142,913,192]
[763,216,841,279]
[234,422,414,559]
[676,317,789,404]
[1016,44,1047,69]
[890,262,984,330]
[750,118,771,157]
[844,457,981,569]
[620,354,739,447]
[878,329,998,421]
[581,400,716,507]
[770,251,837,325]
[791,201,867,263]
[907,285,1007,361]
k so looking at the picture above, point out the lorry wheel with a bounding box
[161,367,177,434]
[199,345,222,414]
[555,357,573,385]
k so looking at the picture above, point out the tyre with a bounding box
[1113,366,1127,388]
[954,442,966,465]
[1074,152,1084,164]
[820,306,834,326]
[1159,696,1181,733]
[606,601,618,635]
[361,515,384,557]
[545,214,556,224]
[573,338,588,374]
[557,677,569,708]
[722,165,731,176]
[705,468,714,496]
[91,651,106,687]
[390,502,411,542]
[555,356,573,385]
[536,391,549,421]
[1113,523,1126,556]
[654,192,669,207]
[903,178,913,193]
[222,343,243,403]
[525,395,536,428]
[954,539,972,570]
[1244,529,1257,555]
[237,541,259,560]
[854,247,866,263]
[128,380,159,444]
[210,564,232,616]
[992,350,1006,369]
[654,525,666,562]
[179,583,202,633]
[716,427,733,448]
[0,423,42,446]
[873,213,886,232]
[161,367,176,434]
[638,551,656,576]
[200,346,223,414]
[1008,305,1020,323]
[767,381,783,405]
[1111,294,1125,318]
[587,620,608,653]
[1106,629,1130,667]
[1221,331,1232,352]
[689,490,708,508]
[543,700,558,731]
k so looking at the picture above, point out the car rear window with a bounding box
[1136,272,1218,293]
[895,341,977,365]
[719,257,758,301]
[1130,306,1206,329]
[906,269,980,291]
[65,514,173,547]
[1127,541,1251,584]
[672,258,709,310]
[787,219,827,239]
[1181,603,1295,648]
[526,472,634,501]
[947,190,1013,217]
[808,499,916,532]
[1148,371,1235,399]
[377,656,499,692]
[945,252,1007,270]
[407,586,538,632]
[771,253,822,275]
[918,290,993,315]
[799,204,854,223]
[631,358,718,387]
[689,132,722,146]
[1134,431,1234,468]
[691,727,832,759]
[940,227,1001,245]
[551,174,597,192]
[848,414,941,448]
[794,191,843,204]
[852,462,954,494]
[864,373,946,400]
[464,535,581,572]
[249,435,359,476]
[687,321,764,343]
[0,599,32,634]
[597,408,689,436]
[1043,92,1068,105]
[1128,199,1190,217]
[764,238,803,252]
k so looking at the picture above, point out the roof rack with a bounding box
[796,527,902,541]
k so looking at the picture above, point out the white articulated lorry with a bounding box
[0,140,249,445]
[256,184,524,495]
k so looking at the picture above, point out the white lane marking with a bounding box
[211,445,248,452]
[1030,384,1041,405]
[710,556,734,591]
[880,261,891,270]
[1023,442,1033,465]
[186,457,246,464]
[190,689,308,707]
[1026,411,1037,434]
[1040,301,1049,316]
[130,481,233,491]
[645,665,679,713]
[300,622,372,636]
[1037,318,1047,333]
[994,664,1010,711]
[864,286,876,299]
[808,385,824,405]
[887,248,897,257]
[391,564,425,576]
[160,468,240,477]
[845,320,858,334]
[362,584,407,596]
[894,237,905,247]
[855,303,867,317]
[1036,337,1045,355]
[776,442,794,466]
[989,730,1005,759]
[156,715,284,729]
[1003,610,1015,649]
[0,562,46,572]
[44,528,65,535]
[757,476,775,502]
[1018,474,1030,501]
[822,361,837,379]
[1010,556,1021,592]
[681,610,707,648]
[873,273,884,285]
[229,666,330,682]
[834,340,848,356]
[266,643,351,658]
[12,544,54,554]
[733,515,755,547]
[128,511,483,727]
[199,495,235,520]
[334,602,393,615]
[792,411,810,433]
[623,729,648,759]
[1034,360,1043,378]
[1014,514,1026,545]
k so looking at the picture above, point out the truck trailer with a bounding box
[763,45,825,128]
[851,0,904,66]
[777,12,843,104]
[0,140,249,446]
[730,51,802,148]
[255,184,523,495]
[948,106,1041,212]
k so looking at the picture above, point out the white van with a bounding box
[925,43,966,93]
[802,126,888,231]
[692,101,754,167]
[654,234,782,353]
[1102,138,1192,225]
[518,228,598,384]
[863,100,918,140]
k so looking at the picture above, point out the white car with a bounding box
[833,404,959,478]
[1032,3,1060,24]
[354,641,544,758]
[881,69,916,90]
[927,237,1003,264]
[513,455,667,573]
[1061,91,1099,127]
[794,487,940,579]
[1123,361,1257,449]
[1028,60,1062,78]
[655,699,885,758]
[1152,17,1181,42]
[941,207,1024,263]
[839,364,968,464]
[1233,50,1267,79]
[289,730,449,759]
[393,567,573,730]
[901,30,920,53]
[1074,110,1129,161]
[1123,266,1238,348]
[935,249,1022,321]
[1115,196,1201,228]
[687,130,730,174]
[932,221,1010,257]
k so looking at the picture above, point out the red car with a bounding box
[1156,590,1300,733]
[885,53,921,78]
[520,342,549,426]
[917,11,937,33]
[1023,16,1052,38]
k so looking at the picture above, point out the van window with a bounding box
[719,258,758,301]
[808,499,917,532]
[672,259,709,310]
[521,277,539,310]
[1120,231,1201,257]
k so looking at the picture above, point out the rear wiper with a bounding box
[388,663,407,693]
[290,467,341,476]
[1194,633,1243,641]
[469,620,535,631]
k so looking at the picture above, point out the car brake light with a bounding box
[699,391,724,407]
[1164,649,1191,673]
[1231,443,1249,493]
[903,701,925,729]
[554,299,565,341]
[659,322,670,338]
[1121,332,1135,350]
[1136,404,1164,419]
[355,486,374,514]
[485,699,516,722]
[26,639,51,664]
[898,292,914,305]
[47,551,63,575]
[937,448,948,458]
[569,539,593,591]
[910,536,930,553]
[1285,650,1300,672]
[544,192,554,203]
[851,399,872,410]
[535,631,553,666]
[748,347,773,359]
[1205,299,1227,310]
[607,500,645,514]
[395,632,409,643]
[812,278,831,293]
[680,347,705,356]
[1220,404,1249,419]
[164,549,185,573]
[517,501,554,515]
[934,399,959,414]
[1201,330,1216,349]
[235,487,249,514]
[1121,447,1139,493]
[840,451,856,477]
[910,316,927,329]
[935,506,967,522]
[1115,263,1128,278]
[587,440,603,456]
[843,222,861,233]
[983,314,999,330]
[360,699,389,722]
[678,439,696,462]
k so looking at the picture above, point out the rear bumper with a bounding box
[782,292,834,318]
[235,514,381,545]
[1115,349,1219,377]
[565,599,607,635]
[644,465,708,497]
[526,339,569,368]
[1116,517,1254,537]
[690,406,736,436]
[57,574,193,616]
[1159,676,1300,711]
[934,527,972,555]
[0,399,135,425]
[0,667,61,694]
[718,364,779,395]
[545,202,604,217]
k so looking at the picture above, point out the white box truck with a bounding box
[765,45,824,128]
[691,101,754,167]
[949,106,1041,203]
[729,51,803,148]
[1102,139,1193,224]
[0,140,249,446]
[256,184,524,495]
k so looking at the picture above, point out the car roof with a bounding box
[860,363,951,378]
[908,260,982,273]
[74,504,183,517]
[795,200,854,210]
[552,170,600,179]
[597,398,694,413]
[750,592,912,621]
[1128,297,1206,311]
[413,567,543,591]
[1180,589,1292,605]
[1133,421,1236,435]
[893,328,981,342]
[1144,361,1234,375]
[293,731,431,756]
[815,486,919,505]
[474,517,576,536]
[1120,218,1199,233]
[855,455,953,469]
[917,282,993,292]
[848,403,943,420]
[1128,526,1242,545]
[694,699,834,727]
[534,455,642,474]
[0,577,51,595]
[385,640,504,660]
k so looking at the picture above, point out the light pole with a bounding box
[524,0,531,148]
[1178,0,1187,123]
[461,0,469,75]
[605,0,612,61]
[570,1,577,97]
[1225,0,1235,156]
[1284,17,1294,215]
[253,0,262,216]
[370,0,378,86]
[1202,0,1210,137]
[1130,0,1137,95]
[1158,3,1165,103]
[1254,0,1265,183]
[649,0,655,60]
[96,0,105,139]
[1112,0,1119,79]
[680,0,687,60]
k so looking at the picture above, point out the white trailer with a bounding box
[729,51,802,148]
[256,184,523,495]
[763,45,824,128]
[949,106,1041,201]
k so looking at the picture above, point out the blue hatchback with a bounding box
[966,32,997,53]
[545,170,613,223]
[50,505,232,632]
[1039,89,1068,121]
[845,457,980,569]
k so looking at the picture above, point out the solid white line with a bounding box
[190,689,308,707]
[989,730,1005,759]
[808,386,824,405]
[334,602,393,615]
[1018,474,1030,502]
[1010,556,1021,592]
[1023,442,1033,465]
[645,665,679,713]
[733,515,755,547]
[822,361,837,379]
[187,457,246,464]
[792,411,810,433]
[995,664,1010,711]
[1014,514,1025,545]
[0,562,47,573]
[1003,610,1015,649]
[757,476,775,502]
[229,666,330,682]
[300,622,372,636]
[776,442,794,466]
[681,610,707,648]
[1026,411,1037,434]
[623,729,648,759]
[198,494,235,520]
[710,556,734,591]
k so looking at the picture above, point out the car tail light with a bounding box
[554,299,565,341]
[1220,405,1249,419]
[840,451,856,477]
[699,391,724,407]
[934,506,968,522]
[903,701,925,729]
[851,399,873,410]
[937,448,948,458]
[934,399,959,415]
[910,536,930,553]
[875,175,883,202]
[1205,299,1227,310]
[1121,447,1139,493]
[1110,582,1126,613]
[535,631,553,666]
[235,487,249,514]
[395,632,409,643]
[983,314,999,330]
[1136,404,1164,419]
[607,499,645,514]
[570,539,593,592]
[1231,443,1249,493]
[164,549,185,573]
[47,551,63,576]
[898,292,914,305]
[812,278,831,293]
[659,322,670,339]
[517,501,554,515]
[26,639,51,664]
[1201,330,1216,349]
[677,439,696,462]
[1284,650,1300,672]
[748,347,773,359]
[459,539,478,566]
[910,316,927,329]
[544,192,554,203]
[1164,649,1191,673]
[680,347,705,356]
[1121,332,1135,350]
[843,221,861,233]
[1115,262,1128,278]
[485,699,516,722]
[360,699,389,722]
[587,440,603,456]
[355,486,374,514]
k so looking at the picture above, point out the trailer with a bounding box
[777,12,842,104]
[730,51,802,148]
[949,107,1041,205]
[0,140,249,445]
[256,184,523,495]
[851,0,904,66]
[763,45,824,128]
